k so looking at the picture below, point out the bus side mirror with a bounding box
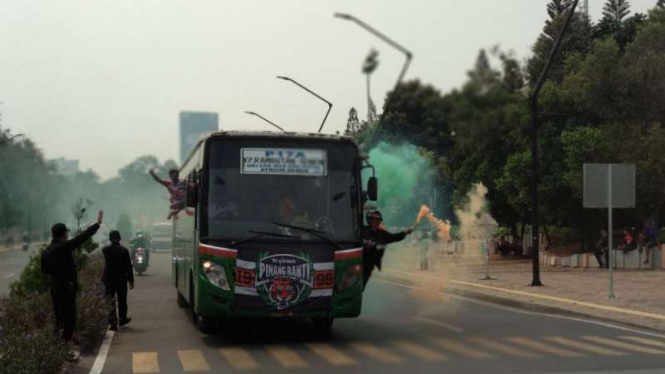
[367,177,378,201]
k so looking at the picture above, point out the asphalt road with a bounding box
[0,243,41,295]
[93,253,665,374]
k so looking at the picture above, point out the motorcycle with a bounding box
[133,247,149,275]
[22,241,29,251]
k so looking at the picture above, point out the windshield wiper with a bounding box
[272,222,342,249]
[231,230,298,247]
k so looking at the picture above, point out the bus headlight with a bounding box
[202,260,230,291]
[338,264,362,292]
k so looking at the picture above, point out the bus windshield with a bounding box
[203,139,359,243]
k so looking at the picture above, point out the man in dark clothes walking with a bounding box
[102,230,134,331]
[41,210,103,341]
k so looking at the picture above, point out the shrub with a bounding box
[75,252,107,352]
[10,244,50,296]
[0,294,69,374]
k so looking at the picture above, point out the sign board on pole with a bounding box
[583,163,635,299]
[583,164,635,208]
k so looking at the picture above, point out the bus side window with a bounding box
[186,170,199,227]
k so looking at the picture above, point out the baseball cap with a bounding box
[51,223,70,238]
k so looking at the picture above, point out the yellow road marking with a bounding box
[391,340,446,361]
[307,343,357,366]
[219,348,260,370]
[386,270,665,321]
[431,338,495,359]
[583,336,665,354]
[133,352,160,373]
[177,350,210,372]
[467,337,540,358]
[351,342,403,363]
[545,337,627,356]
[266,346,308,369]
[620,336,665,349]
[505,337,584,358]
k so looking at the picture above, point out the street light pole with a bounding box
[244,111,285,132]
[276,76,332,133]
[529,0,579,287]
[334,13,413,149]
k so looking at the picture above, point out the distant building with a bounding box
[52,158,80,176]
[180,111,218,163]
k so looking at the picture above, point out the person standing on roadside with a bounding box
[41,210,103,341]
[102,230,134,331]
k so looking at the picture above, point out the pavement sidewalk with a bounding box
[382,251,665,332]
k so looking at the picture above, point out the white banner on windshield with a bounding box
[241,148,327,176]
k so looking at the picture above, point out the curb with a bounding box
[382,271,665,334]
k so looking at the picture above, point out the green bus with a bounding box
[173,131,377,331]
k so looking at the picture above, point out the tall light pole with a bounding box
[363,49,379,122]
[529,0,580,287]
[244,111,285,132]
[276,76,332,133]
[334,13,413,149]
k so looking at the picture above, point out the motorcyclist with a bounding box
[130,231,150,263]
[22,231,30,251]
[362,210,413,288]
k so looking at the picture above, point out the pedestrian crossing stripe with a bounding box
[619,335,665,349]
[351,342,404,363]
[133,352,159,373]
[219,348,260,370]
[391,340,447,361]
[431,338,496,359]
[177,350,210,372]
[130,335,665,372]
[544,336,627,356]
[467,337,540,358]
[306,343,357,366]
[582,336,665,354]
[266,346,308,368]
[505,336,585,358]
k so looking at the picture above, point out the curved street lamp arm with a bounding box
[276,76,333,133]
[244,111,285,132]
[335,13,414,149]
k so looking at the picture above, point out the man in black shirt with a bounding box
[41,210,103,341]
[362,210,413,288]
[102,230,134,331]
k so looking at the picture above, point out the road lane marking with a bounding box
[505,337,584,358]
[413,316,464,333]
[307,343,357,366]
[431,338,495,359]
[391,340,446,361]
[3,273,15,279]
[177,350,210,372]
[582,336,665,354]
[467,337,540,358]
[219,348,260,370]
[266,346,308,369]
[133,352,160,373]
[545,336,627,356]
[89,329,115,374]
[619,336,665,349]
[351,342,403,363]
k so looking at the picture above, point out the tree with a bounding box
[546,0,574,30]
[658,0,664,9]
[344,107,361,136]
[467,49,500,94]
[116,214,132,242]
[603,0,632,21]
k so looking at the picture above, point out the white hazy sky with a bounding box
[1,0,658,180]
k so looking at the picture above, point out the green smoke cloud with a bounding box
[363,142,435,227]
